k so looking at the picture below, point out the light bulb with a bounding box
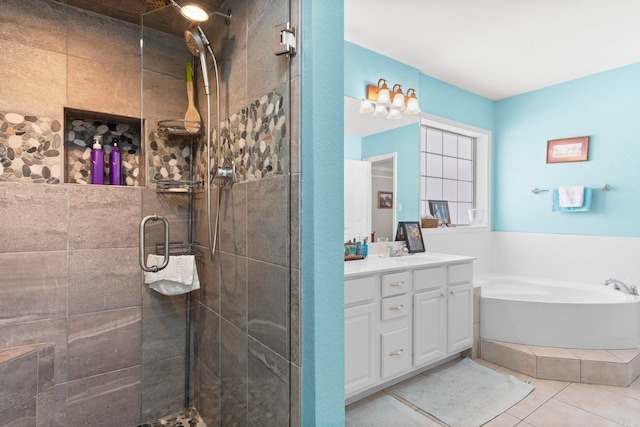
[405,97,420,115]
[358,99,374,114]
[376,78,391,106]
[392,92,406,111]
[372,105,388,118]
[386,108,402,120]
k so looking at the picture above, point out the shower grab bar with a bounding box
[531,184,610,194]
[139,214,170,272]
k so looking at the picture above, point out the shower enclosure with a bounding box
[139,1,296,425]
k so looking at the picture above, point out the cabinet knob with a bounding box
[390,281,405,287]
[450,290,455,295]
[389,348,404,357]
[440,293,445,298]
[389,304,404,311]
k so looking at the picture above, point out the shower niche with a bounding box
[64,107,143,186]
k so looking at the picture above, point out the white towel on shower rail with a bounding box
[558,186,585,207]
[144,254,200,295]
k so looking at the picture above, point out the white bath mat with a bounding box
[392,358,534,427]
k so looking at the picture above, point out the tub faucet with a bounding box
[603,278,639,295]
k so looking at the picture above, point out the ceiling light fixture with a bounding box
[168,0,232,23]
[359,78,421,120]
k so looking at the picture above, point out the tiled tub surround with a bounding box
[0,112,63,184]
[0,344,55,425]
[481,338,640,387]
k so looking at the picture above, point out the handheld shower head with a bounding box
[184,28,211,95]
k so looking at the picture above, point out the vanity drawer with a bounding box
[413,266,446,292]
[381,328,410,378]
[381,271,411,297]
[381,294,410,321]
[345,276,376,306]
[448,262,473,285]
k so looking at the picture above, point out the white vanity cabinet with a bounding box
[344,276,377,396]
[344,255,474,402]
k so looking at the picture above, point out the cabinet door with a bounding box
[381,327,410,378]
[413,288,446,367]
[345,302,377,396]
[447,282,473,353]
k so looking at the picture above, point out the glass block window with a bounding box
[420,126,475,225]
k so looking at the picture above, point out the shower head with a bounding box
[184,28,211,95]
[184,28,204,56]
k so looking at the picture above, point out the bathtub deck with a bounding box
[480,338,640,387]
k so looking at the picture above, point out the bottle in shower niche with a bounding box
[109,138,121,185]
[90,135,104,184]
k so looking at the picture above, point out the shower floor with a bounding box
[137,407,206,427]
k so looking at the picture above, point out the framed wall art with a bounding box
[428,200,451,225]
[546,136,589,163]
[378,191,393,209]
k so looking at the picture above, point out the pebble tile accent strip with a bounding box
[0,112,62,184]
[147,132,193,185]
[65,116,142,186]
[193,84,288,185]
[1,84,287,187]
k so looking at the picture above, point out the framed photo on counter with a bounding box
[399,221,425,253]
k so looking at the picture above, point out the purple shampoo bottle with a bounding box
[109,138,121,185]
[90,135,104,185]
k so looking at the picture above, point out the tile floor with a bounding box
[136,408,206,427]
[346,358,640,426]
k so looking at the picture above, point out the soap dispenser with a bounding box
[90,135,104,185]
[109,137,121,185]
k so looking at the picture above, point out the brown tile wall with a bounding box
[190,0,302,425]
[0,0,302,426]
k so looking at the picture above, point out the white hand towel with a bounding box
[558,186,584,208]
[144,254,200,296]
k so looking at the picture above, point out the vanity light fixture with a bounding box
[359,78,421,120]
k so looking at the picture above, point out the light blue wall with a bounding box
[301,1,345,425]
[361,124,420,223]
[344,134,362,159]
[494,62,640,237]
[420,74,496,132]
[344,42,496,224]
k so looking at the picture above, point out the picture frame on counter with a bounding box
[400,221,425,253]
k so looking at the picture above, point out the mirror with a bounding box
[344,96,420,239]
[364,152,395,241]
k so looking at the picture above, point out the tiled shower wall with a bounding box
[189,0,301,426]
[0,0,192,425]
[0,1,302,427]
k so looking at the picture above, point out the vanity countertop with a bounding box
[344,252,474,278]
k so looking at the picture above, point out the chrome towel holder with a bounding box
[531,184,611,194]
